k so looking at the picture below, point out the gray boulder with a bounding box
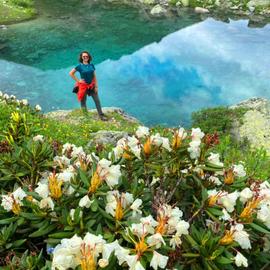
[87,130,128,147]
[230,97,270,154]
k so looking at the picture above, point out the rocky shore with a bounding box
[107,0,270,27]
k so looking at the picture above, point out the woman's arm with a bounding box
[69,68,82,83]
[93,71,98,93]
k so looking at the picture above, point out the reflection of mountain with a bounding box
[0,1,200,70]
[1,18,270,126]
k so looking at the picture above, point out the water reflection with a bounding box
[0,18,270,126]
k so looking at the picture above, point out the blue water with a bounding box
[0,1,270,126]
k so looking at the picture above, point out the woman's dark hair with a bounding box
[79,51,92,63]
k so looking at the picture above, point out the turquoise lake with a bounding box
[0,0,270,126]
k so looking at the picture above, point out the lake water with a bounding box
[0,0,270,126]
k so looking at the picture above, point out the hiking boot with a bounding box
[99,114,108,121]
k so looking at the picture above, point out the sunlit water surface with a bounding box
[0,1,270,126]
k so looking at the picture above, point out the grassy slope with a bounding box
[0,0,36,24]
[0,101,139,148]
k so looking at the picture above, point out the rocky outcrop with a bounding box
[230,97,270,154]
[45,107,140,125]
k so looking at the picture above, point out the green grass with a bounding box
[0,0,36,24]
[0,101,139,148]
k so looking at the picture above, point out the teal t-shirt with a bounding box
[75,63,95,84]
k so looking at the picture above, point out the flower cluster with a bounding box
[1,124,270,269]
[0,90,42,111]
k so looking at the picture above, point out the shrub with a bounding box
[191,106,248,134]
[1,93,270,269]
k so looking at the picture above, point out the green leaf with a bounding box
[79,169,90,187]
[48,231,75,239]
[215,256,232,264]
[29,224,57,238]
[91,199,99,212]
[249,222,270,234]
[12,239,27,248]
[182,253,200,258]
[0,217,17,225]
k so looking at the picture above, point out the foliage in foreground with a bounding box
[1,92,270,269]
[0,92,138,148]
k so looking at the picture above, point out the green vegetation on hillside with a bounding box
[1,93,270,269]
[191,106,248,134]
[0,0,36,24]
[0,99,138,148]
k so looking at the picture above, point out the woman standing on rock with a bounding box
[69,51,107,120]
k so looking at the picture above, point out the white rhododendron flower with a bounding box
[240,187,253,203]
[257,204,270,228]
[52,234,83,270]
[220,191,239,213]
[136,126,149,138]
[150,133,163,147]
[175,220,190,235]
[40,197,54,210]
[177,127,187,140]
[147,233,166,248]
[53,155,71,167]
[98,158,121,188]
[234,251,248,267]
[127,136,141,159]
[79,195,93,208]
[208,175,222,186]
[71,146,85,158]
[126,255,145,270]
[232,224,251,249]
[102,240,120,260]
[33,134,44,142]
[160,137,172,152]
[208,153,223,167]
[2,188,28,212]
[191,128,205,141]
[115,246,130,265]
[3,93,9,99]
[188,140,201,159]
[35,104,42,111]
[130,198,143,215]
[105,190,134,218]
[62,143,74,155]
[150,251,168,270]
[98,258,109,268]
[35,182,49,199]
[13,187,27,203]
[1,195,14,211]
[233,164,246,177]
[57,171,75,183]
[220,208,231,221]
[21,99,28,105]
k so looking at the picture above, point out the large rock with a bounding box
[230,97,270,154]
[150,4,167,16]
[194,7,210,13]
[87,130,128,147]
